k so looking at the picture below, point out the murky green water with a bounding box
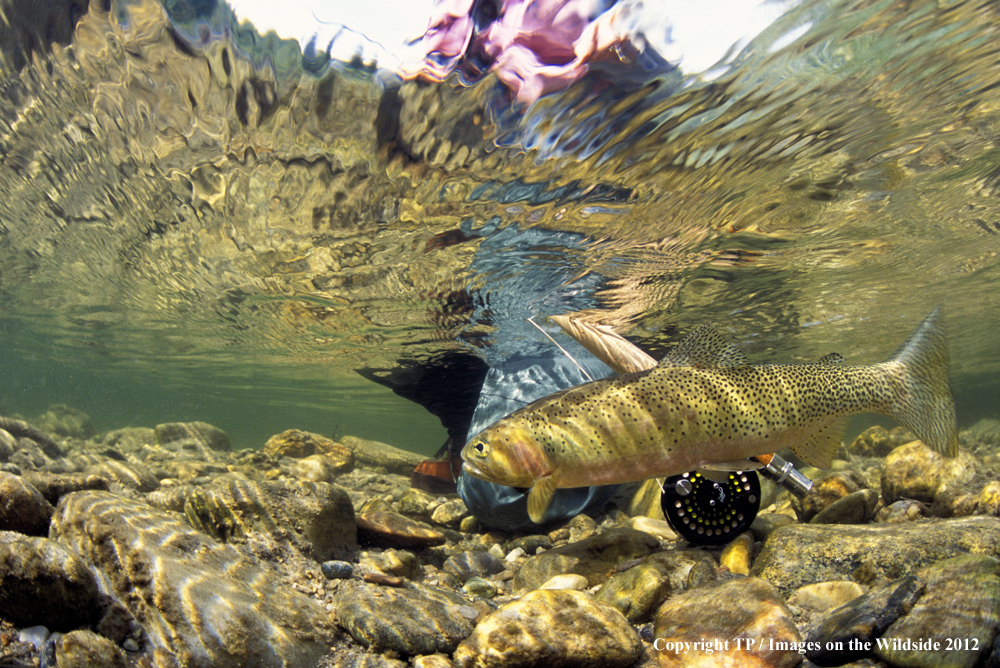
[1,0,998,453]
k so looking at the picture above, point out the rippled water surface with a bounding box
[1,0,999,451]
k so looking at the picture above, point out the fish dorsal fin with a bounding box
[659,325,750,369]
[527,476,558,525]
[790,418,849,469]
[814,352,845,365]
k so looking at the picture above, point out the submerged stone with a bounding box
[750,517,1000,596]
[794,470,868,522]
[50,491,339,668]
[653,578,801,668]
[53,629,127,668]
[263,429,353,470]
[356,511,446,548]
[87,460,159,493]
[442,551,505,583]
[335,582,474,655]
[0,531,101,630]
[512,528,659,591]
[881,441,980,505]
[155,421,231,452]
[812,488,880,524]
[21,473,110,506]
[184,478,357,561]
[0,471,54,535]
[874,555,1000,668]
[453,589,641,668]
[806,575,924,666]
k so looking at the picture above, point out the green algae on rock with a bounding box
[52,629,127,668]
[339,435,425,476]
[750,517,1000,596]
[454,589,641,668]
[881,440,981,505]
[49,491,339,668]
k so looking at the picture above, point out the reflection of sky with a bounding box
[226,0,797,75]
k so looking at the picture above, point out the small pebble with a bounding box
[488,543,504,559]
[463,577,498,599]
[122,637,140,652]
[18,625,50,650]
[363,572,404,587]
[321,560,354,580]
[719,532,754,575]
[504,547,525,562]
[456,605,481,621]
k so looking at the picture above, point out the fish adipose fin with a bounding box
[885,306,958,457]
[791,418,849,469]
[659,325,750,369]
[814,352,845,365]
[527,476,558,524]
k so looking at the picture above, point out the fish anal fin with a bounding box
[660,325,750,369]
[527,476,558,525]
[790,418,849,469]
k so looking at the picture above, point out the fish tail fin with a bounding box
[885,306,958,456]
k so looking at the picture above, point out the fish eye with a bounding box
[473,440,489,457]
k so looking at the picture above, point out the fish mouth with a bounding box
[462,461,486,479]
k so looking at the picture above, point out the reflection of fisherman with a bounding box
[457,347,622,531]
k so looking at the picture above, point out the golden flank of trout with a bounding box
[461,308,958,524]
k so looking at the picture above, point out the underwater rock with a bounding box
[812,488,881,524]
[430,498,468,527]
[750,517,1000,596]
[794,470,868,522]
[21,472,110,506]
[453,589,641,668]
[881,440,980,505]
[462,577,498,598]
[184,479,356,562]
[291,453,350,483]
[630,516,677,541]
[594,549,717,623]
[539,573,590,590]
[52,629,127,668]
[513,528,660,591]
[34,405,96,440]
[360,549,422,579]
[653,578,802,668]
[87,460,160,493]
[719,531,754,575]
[154,421,231,452]
[335,581,475,655]
[874,555,1000,668]
[356,511,447,548]
[0,472,54,535]
[876,498,930,523]
[0,531,101,629]
[962,418,1000,450]
[340,435,424,476]
[806,575,924,666]
[397,487,436,518]
[100,428,157,454]
[0,429,16,461]
[263,429,353,467]
[145,484,196,512]
[849,425,914,458]
[50,491,339,668]
[978,481,1000,516]
[787,580,866,612]
[321,560,354,580]
[0,417,64,458]
[749,512,797,541]
[442,551,505,583]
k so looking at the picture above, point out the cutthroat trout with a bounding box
[462,308,958,524]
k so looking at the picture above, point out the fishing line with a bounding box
[526,316,593,381]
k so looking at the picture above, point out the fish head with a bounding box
[460,423,548,487]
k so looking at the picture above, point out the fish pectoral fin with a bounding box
[697,459,766,482]
[790,418,849,469]
[527,476,558,525]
